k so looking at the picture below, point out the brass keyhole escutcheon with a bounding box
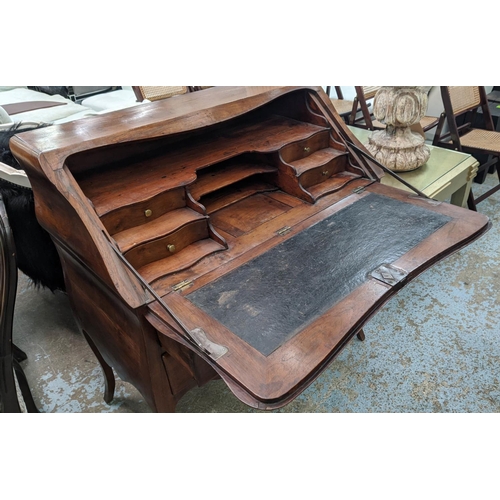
[322,170,329,176]
[167,244,176,254]
[304,147,311,153]
[145,209,153,217]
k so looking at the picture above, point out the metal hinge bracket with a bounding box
[189,328,228,360]
[370,264,408,287]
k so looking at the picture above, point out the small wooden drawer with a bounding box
[297,153,348,188]
[124,218,210,269]
[113,208,208,253]
[100,187,186,235]
[279,130,330,164]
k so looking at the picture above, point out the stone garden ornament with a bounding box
[367,86,431,172]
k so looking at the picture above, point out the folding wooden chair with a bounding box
[349,86,439,134]
[132,86,189,102]
[0,194,38,412]
[349,86,383,129]
[420,115,440,133]
[433,86,500,210]
[325,86,355,121]
[190,86,214,92]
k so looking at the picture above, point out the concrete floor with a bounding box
[12,174,500,413]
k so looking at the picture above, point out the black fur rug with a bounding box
[0,124,66,292]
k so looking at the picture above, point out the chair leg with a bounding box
[13,359,39,412]
[13,343,27,362]
[357,329,366,341]
[2,354,39,413]
[0,194,38,413]
[82,331,116,404]
[0,355,22,412]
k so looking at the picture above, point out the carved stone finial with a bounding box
[366,86,431,172]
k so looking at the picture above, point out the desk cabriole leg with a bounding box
[82,330,116,404]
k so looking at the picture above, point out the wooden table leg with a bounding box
[356,329,366,341]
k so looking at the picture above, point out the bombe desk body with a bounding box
[11,87,489,412]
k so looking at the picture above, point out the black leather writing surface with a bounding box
[188,193,451,356]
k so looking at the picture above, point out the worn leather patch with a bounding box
[188,193,451,356]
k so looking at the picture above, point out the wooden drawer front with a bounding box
[159,334,218,388]
[113,208,208,253]
[280,130,330,163]
[124,219,210,269]
[100,187,186,235]
[161,352,196,397]
[299,155,348,188]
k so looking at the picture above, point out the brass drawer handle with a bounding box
[145,209,153,217]
[167,244,176,253]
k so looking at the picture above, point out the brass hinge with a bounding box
[352,186,366,194]
[172,280,193,292]
[276,226,292,236]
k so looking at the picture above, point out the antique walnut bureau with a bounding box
[10,86,489,412]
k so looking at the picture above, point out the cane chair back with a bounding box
[447,86,482,115]
[433,86,500,210]
[325,86,354,120]
[360,86,380,100]
[132,86,189,102]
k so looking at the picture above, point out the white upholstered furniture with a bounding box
[0,87,98,129]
